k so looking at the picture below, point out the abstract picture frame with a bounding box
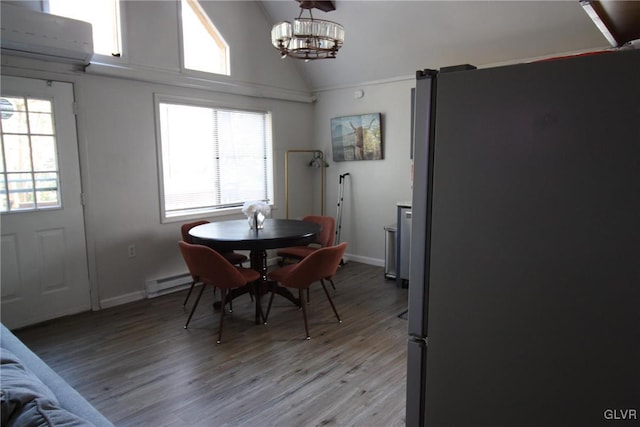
[331,113,382,161]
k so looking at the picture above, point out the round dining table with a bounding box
[189,218,321,324]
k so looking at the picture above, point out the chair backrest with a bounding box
[278,242,347,289]
[178,241,248,289]
[302,215,335,247]
[181,220,209,243]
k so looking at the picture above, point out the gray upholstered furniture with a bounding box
[1,323,113,426]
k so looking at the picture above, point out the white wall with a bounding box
[1,0,418,311]
[1,1,317,307]
[313,79,416,266]
[76,75,316,306]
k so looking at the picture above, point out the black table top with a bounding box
[188,218,321,252]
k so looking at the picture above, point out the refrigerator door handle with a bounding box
[409,335,428,345]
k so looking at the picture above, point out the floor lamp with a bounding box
[285,149,326,219]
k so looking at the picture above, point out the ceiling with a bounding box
[258,1,610,91]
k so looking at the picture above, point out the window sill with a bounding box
[161,206,243,224]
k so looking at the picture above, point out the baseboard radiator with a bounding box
[145,272,193,299]
[144,255,283,298]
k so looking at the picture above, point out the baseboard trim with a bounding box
[97,254,383,310]
[343,253,384,267]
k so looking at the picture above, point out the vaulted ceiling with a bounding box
[258,1,610,91]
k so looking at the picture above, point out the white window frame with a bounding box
[0,95,62,213]
[154,94,274,223]
[178,0,230,76]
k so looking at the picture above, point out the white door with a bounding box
[1,76,91,329]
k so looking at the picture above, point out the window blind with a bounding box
[158,102,272,219]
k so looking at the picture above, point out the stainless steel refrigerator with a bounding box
[406,50,640,426]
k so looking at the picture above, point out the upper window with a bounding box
[156,96,273,221]
[48,0,122,58]
[181,0,230,76]
[0,97,61,212]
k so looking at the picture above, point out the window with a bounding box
[156,96,273,220]
[0,97,61,212]
[48,0,122,57]
[181,0,230,75]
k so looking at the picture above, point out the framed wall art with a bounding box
[331,113,382,161]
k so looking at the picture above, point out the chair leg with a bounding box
[182,280,196,307]
[211,287,217,310]
[254,282,266,324]
[184,283,207,328]
[327,277,336,290]
[264,290,276,324]
[320,279,341,323]
[217,289,228,344]
[300,288,310,340]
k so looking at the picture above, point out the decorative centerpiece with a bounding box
[242,201,271,229]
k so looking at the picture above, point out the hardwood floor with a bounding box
[13,262,409,426]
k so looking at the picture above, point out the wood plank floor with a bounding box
[13,261,409,426]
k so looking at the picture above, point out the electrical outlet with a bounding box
[128,244,136,258]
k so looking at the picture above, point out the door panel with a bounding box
[1,76,90,329]
[37,228,67,291]
[1,234,20,299]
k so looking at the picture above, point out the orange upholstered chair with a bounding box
[181,220,249,307]
[266,242,347,339]
[277,215,336,264]
[277,215,338,297]
[179,241,260,343]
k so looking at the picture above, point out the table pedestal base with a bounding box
[213,250,301,324]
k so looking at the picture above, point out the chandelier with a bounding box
[271,1,344,61]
